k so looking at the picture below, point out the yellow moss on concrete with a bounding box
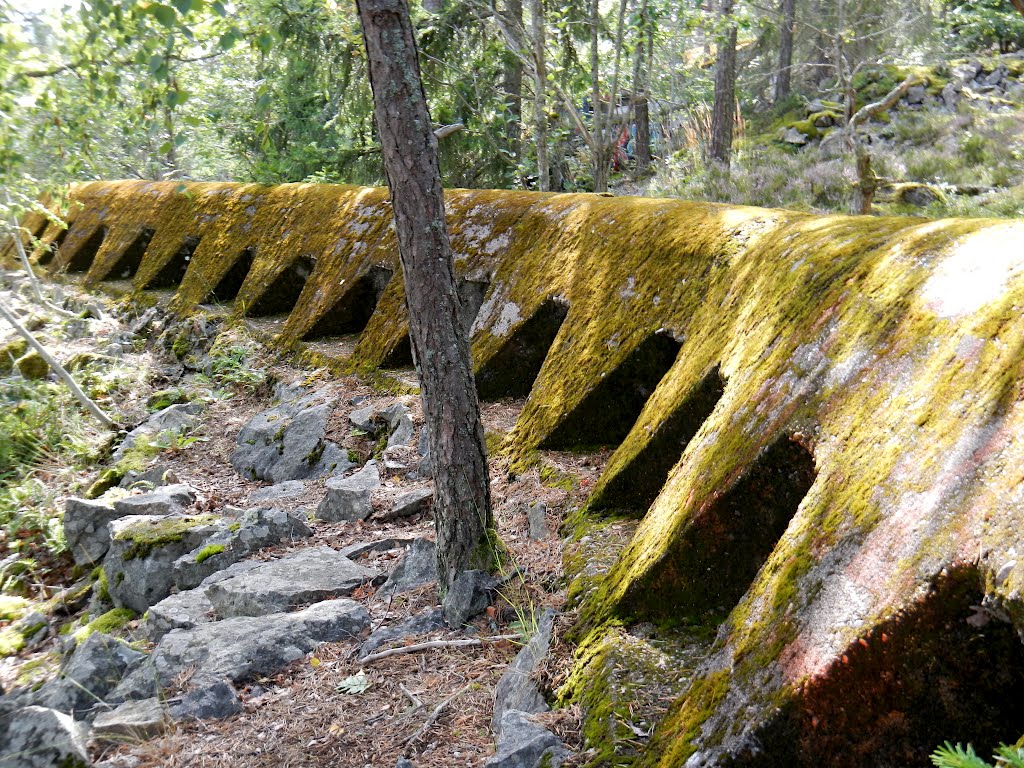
[25,179,1024,763]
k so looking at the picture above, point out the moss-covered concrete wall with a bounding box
[8,180,1024,764]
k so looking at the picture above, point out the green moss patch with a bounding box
[114,514,220,560]
[73,607,135,643]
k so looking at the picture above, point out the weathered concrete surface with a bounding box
[11,181,1024,767]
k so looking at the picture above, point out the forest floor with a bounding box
[0,270,616,767]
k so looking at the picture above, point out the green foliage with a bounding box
[206,339,265,392]
[931,742,1024,768]
[944,1,1024,53]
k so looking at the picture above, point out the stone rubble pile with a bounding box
[0,381,564,768]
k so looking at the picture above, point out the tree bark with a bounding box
[1011,0,1024,18]
[774,0,796,104]
[635,96,651,173]
[709,0,738,167]
[501,0,524,182]
[631,0,653,174]
[356,0,493,593]
[529,0,549,190]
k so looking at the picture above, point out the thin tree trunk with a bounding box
[811,0,830,85]
[502,0,524,182]
[631,0,652,174]
[775,0,796,103]
[356,0,493,594]
[529,0,549,191]
[590,0,630,193]
[635,97,651,173]
[709,0,738,167]
[0,300,114,428]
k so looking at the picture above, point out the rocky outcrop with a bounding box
[203,546,378,618]
[230,390,353,483]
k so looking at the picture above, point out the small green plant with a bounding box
[931,742,1024,768]
[207,340,266,392]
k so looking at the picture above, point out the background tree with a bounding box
[709,0,738,167]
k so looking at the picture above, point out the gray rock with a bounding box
[316,461,380,522]
[230,394,353,483]
[34,632,146,720]
[92,698,168,742]
[13,612,48,651]
[349,405,383,435]
[145,588,214,642]
[527,502,549,541]
[339,537,417,560]
[379,487,433,522]
[387,414,415,449]
[112,599,369,694]
[485,710,565,768]
[492,609,556,731]
[443,569,497,627]
[173,507,313,590]
[63,497,123,565]
[901,185,942,207]
[118,464,178,491]
[905,84,926,105]
[986,64,1009,87]
[942,81,962,111]
[379,539,437,596]
[105,514,225,613]
[0,706,92,768]
[359,607,446,658]
[381,403,415,448]
[806,98,825,113]
[170,680,241,721]
[249,480,306,503]
[112,484,196,517]
[205,546,378,618]
[113,403,204,463]
[395,759,414,768]
[781,127,808,145]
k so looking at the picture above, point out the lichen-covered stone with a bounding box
[105,514,224,612]
[0,706,92,767]
[63,496,123,565]
[204,546,377,618]
[14,351,48,379]
[112,599,369,694]
[316,461,380,522]
[230,391,352,483]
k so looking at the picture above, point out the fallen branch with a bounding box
[849,74,918,132]
[0,299,115,429]
[402,683,470,748]
[359,633,521,665]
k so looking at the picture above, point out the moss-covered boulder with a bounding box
[0,338,29,374]
[15,350,49,379]
[105,513,223,612]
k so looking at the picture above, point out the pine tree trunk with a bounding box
[709,0,738,167]
[775,0,796,103]
[356,0,493,593]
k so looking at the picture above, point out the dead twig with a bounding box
[401,683,470,748]
[359,634,521,665]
